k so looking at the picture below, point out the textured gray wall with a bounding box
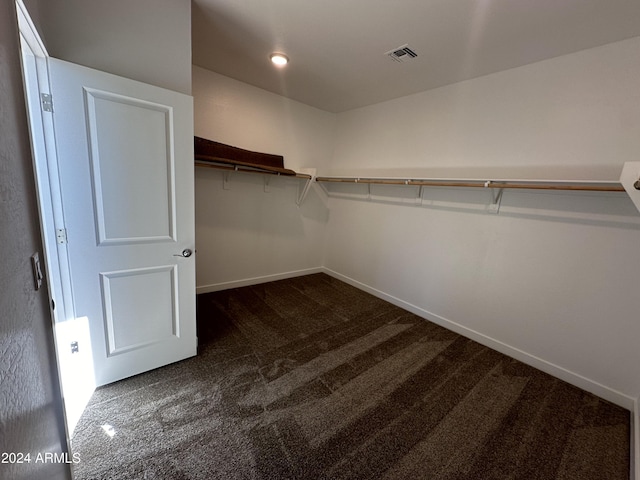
[0,1,71,479]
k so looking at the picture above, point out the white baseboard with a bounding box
[196,267,324,294]
[321,267,635,411]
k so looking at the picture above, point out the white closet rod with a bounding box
[315,176,627,192]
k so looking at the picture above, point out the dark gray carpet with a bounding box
[71,273,630,479]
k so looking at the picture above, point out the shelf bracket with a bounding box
[415,185,423,205]
[264,175,272,193]
[222,168,235,190]
[296,178,312,206]
[620,162,640,214]
[296,168,316,207]
[485,181,503,214]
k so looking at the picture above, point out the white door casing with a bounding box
[49,58,196,386]
[17,0,86,436]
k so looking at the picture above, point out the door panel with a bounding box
[85,88,176,244]
[101,265,178,355]
[49,58,196,386]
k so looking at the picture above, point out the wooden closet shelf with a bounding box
[195,160,314,206]
[196,160,312,180]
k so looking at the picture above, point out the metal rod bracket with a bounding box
[485,182,503,214]
[223,171,232,190]
[296,177,312,206]
[296,168,316,206]
[415,185,423,205]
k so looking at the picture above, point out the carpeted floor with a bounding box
[71,273,630,479]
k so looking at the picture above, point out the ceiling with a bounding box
[192,0,640,113]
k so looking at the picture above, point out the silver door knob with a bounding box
[174,249,193,258]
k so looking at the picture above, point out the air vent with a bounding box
[386,44,418,63]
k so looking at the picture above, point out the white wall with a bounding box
[31,0,192,95]
[329,37,640,181]
[192,67,335,291]
[192,39,640,406]
[323,37,640,407]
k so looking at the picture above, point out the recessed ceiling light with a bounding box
[270,53,289,66]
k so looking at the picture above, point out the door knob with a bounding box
[174,249,193,258]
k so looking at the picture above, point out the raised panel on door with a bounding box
[101,265,178,355]
[85,88,177,244]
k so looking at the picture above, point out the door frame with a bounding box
[16,0,94,440]
[16,0,74,325]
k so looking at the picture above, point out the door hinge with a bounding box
[56,228,67,244]
[41,93,54,112]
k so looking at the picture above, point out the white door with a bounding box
[49,58,197,387]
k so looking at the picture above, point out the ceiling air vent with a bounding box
[386,44,418,63]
